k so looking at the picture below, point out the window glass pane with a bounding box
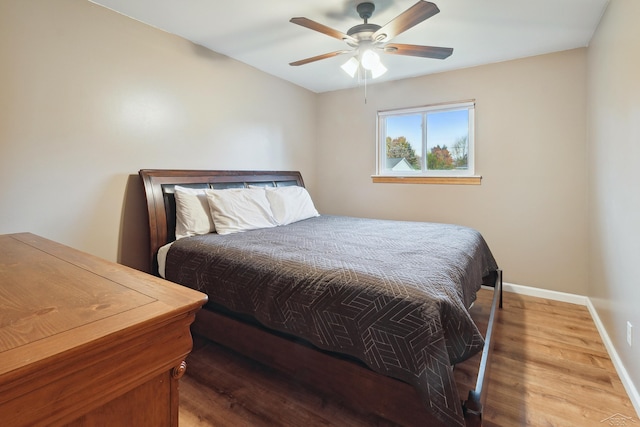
[384,114,422,172]
[377,101,474,178]
[426,109,469,171]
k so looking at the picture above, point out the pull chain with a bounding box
[364,72,368,104]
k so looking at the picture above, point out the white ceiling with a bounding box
[89,0,609,93]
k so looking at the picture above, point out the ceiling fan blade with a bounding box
[290,17,358,44]
[372,1,440,43]
[383,43,453,59]
[289,50,349,66]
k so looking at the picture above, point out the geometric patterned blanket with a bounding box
[165,215,498,426]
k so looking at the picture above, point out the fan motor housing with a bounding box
[347,23,382,42]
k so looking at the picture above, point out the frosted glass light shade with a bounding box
[371,61,387,78]
[361,50,380,70]
[341,57,359,78]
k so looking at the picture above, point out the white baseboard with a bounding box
[494,282,640,418]
[501,281,589,305]
[586,299,640,418]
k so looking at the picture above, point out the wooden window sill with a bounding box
[371,176,482,185]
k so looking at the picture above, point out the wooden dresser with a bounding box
[0,233,207,426]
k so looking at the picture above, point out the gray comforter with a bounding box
[165,215,498,426]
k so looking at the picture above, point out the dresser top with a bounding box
[0,233,207,378]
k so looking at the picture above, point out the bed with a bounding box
[139,169,502,427]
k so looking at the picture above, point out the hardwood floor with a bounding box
[179,290,637,426]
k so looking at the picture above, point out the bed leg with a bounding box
[499,269,503,309]
[463,396,482,427]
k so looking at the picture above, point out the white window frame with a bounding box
[376,100,476,179]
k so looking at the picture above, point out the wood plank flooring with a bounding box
[179,290,637,426]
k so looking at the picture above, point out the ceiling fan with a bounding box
[289,1,453,78]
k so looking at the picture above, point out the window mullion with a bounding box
[422,113,428,173]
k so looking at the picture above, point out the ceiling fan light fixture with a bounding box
[341,57,359,78]
[341,52,387,79]
[360,49,380,70]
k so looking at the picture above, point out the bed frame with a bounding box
[139,169,502,427]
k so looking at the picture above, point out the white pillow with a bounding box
[174,186,215,239]
[205,188,278,235]
[264,186,319,226]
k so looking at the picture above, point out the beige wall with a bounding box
[0,0,317,270]
[316,50,589,295]
[587,0,640,404]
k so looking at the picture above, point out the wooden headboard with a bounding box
[138,169,305,274]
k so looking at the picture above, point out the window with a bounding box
[375,101,478,184]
